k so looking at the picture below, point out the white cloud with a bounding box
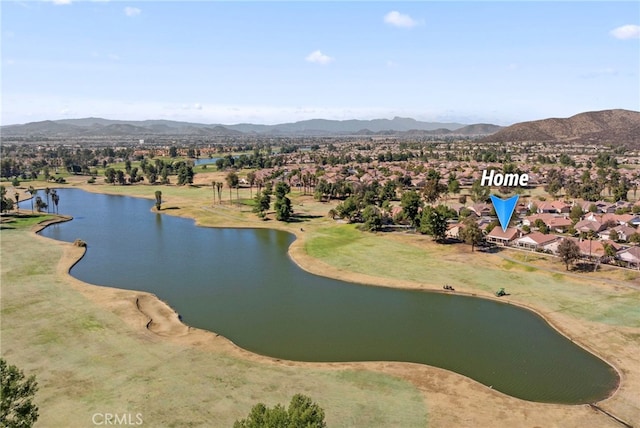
[6,59,16,66]
[51,0,72,5]
[610,24,640,40]
[124,6,141,17]
[305,50,334,65]
[108,53,121,61]
[384,11,419,29]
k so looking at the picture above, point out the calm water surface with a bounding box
[37,189,618,403]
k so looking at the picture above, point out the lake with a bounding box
[35,189,618,404]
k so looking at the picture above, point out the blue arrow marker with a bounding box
[490,194,519,232]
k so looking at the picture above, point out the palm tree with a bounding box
[27,186,36,213]
[247,172,256,198]
[154,190,162,211]
[51,189,59,214]
[225,172,239,204]
[45,187,51,213]
[35,196,46,213]
[211,181,217,205]
[14,192,19,213]
[216,182,223,204]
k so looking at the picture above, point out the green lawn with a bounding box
[305,224,640,327]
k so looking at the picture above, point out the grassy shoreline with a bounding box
[2,179,639,426]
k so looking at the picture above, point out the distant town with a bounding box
[3,109,640,272]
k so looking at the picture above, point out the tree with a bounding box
[544,169,564,197]
[51,190,59,214]
[460,217,484,251]
[274,182,293,221]
[216,182,224,204]
[447,179,460,196]
[146,164,158,184]
[470,179,490,202]
[161,166,170,184]
[362,205,383,231]
[176,164,194,185]
[558,238,581,271]
[609,229,619,243]
[422,174,446,203]
[155,190,162,211]
[569,205,583,221]
[116,170,126,185]
[129,167,138,183]
[613,177,630,202]
[226,172,239,204]
[0,358,39,428]
[104,167,116,184]
[44,187,51,213]
[34,196,47,213]
[14,192,19,213]
[335,196,360,222]
[419,205,450,241]
[234,394,325,428]
[253,189,271,218]
[27,186,35,213]
[400,190,422,227]
[0,186,12,214]
[247,172,256,198]
[603,243,617,259]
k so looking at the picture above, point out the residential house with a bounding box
[537,201,571,214]
[485,227,520,246]
[617,246,640,268]
[576,239,606,259]
[574,219,605,235]
[600,225,637,242]
[470,203,492,217]
[523,214,572,233]
[546,216,573,233]
[514,232,560,251]
[446,223,463,240]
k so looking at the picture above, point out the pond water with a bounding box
[35,189,618,403]
[193,157,220,166]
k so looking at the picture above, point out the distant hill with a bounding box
[1,116,501,138]
[481,109,640,146]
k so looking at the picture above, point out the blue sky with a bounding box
[2,1,639,126]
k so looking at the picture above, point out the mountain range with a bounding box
[0,117,501,138]
[481,109,640,146]
[2,110,638,145]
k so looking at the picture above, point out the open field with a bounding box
[2,175,640,426]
